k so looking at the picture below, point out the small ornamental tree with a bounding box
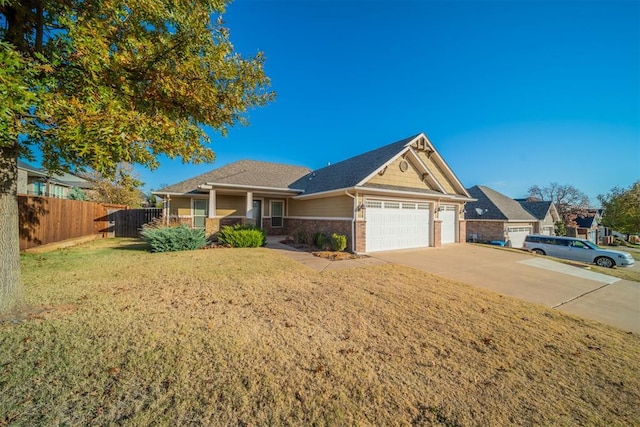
[0,0,274,312]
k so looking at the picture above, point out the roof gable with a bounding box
[290,134,420,195]
[466,186,537,221]
[292,133,471,198]
[519,201,555,220]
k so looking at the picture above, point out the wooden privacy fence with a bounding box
[18,195,161,250]
[107,208,163,238]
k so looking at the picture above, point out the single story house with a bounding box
[572,209,603,243]
[465,186,558,248]
[153,133,474,253]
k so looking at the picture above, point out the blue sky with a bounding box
[137,0,639,204]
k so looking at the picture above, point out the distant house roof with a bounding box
[574,211,601,229]
[465,185,537,221]
[18,160,92,189]
[519,201,555,220]
[18,160,47,177]
[156,160,312,194]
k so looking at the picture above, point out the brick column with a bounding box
[354,220,366,253]
[205,218,221,240]
[458,220,466,243]
[433,219,442,247]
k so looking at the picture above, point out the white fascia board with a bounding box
[292,187,354,200]
[355,134,423,187]
[150,191,187,196]
[422,134,471,198]
[354,186,475,202]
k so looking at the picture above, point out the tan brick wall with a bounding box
[433,219,442,247]
[465,221,505,242]
[354,220,366,253]
[458,220,466,244]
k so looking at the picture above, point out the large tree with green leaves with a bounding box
[0,0,274,312]
[598,181,640,236]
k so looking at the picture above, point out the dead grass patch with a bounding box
[1,238,639,426]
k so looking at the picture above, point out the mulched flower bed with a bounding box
[279,239,369,261]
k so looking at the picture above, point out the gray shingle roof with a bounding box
[290,134,421,195]
[18,160,92,188]
[465,186,537,221]
[519,201,553,220]
[156,160,312,194]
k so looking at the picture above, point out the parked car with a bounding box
[523,235,635,268]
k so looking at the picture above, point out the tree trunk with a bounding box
[0,145,22,313]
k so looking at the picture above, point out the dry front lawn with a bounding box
[1,238,639,426]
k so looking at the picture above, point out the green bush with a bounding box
[140,224,206,253]
[330,233,347,251]
[217,224,267,248]
[293,228,314,246]
[314,232,328,250]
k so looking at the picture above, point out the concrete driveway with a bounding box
[372,244,640,334]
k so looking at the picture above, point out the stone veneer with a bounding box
[283,218,353,248]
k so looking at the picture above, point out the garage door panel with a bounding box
[507,227,531,248]
[440,205,456,244]
[365,200,430,252]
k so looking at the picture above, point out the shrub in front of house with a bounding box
[217,224,267,248]
[293,228,314,246]
[330,233,347,251]
[140,224,206,253]
[313,232,329,250]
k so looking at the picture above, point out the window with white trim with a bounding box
[271,201,284,227]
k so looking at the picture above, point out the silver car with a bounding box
[523,235,635,268]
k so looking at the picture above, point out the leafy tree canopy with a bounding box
[598,181,640,235]
[82,163,146,207]
[1,0,274,176]
[0,0,274,313]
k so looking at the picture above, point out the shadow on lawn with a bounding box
[111,239,151,252]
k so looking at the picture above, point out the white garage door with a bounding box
[541,226,553,235]
[506,227,532,248]
[440,205,457,244]
[365,200,430,252]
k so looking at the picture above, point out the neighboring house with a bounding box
[572,209,603,243]
[17,160,92,199]
[516,200,560,236]
[465,185,542,248]
[153,133,474,253]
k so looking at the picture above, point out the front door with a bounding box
[253,200,262,228]
[193,199,208,229]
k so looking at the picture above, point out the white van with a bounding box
[523,235,635,268]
